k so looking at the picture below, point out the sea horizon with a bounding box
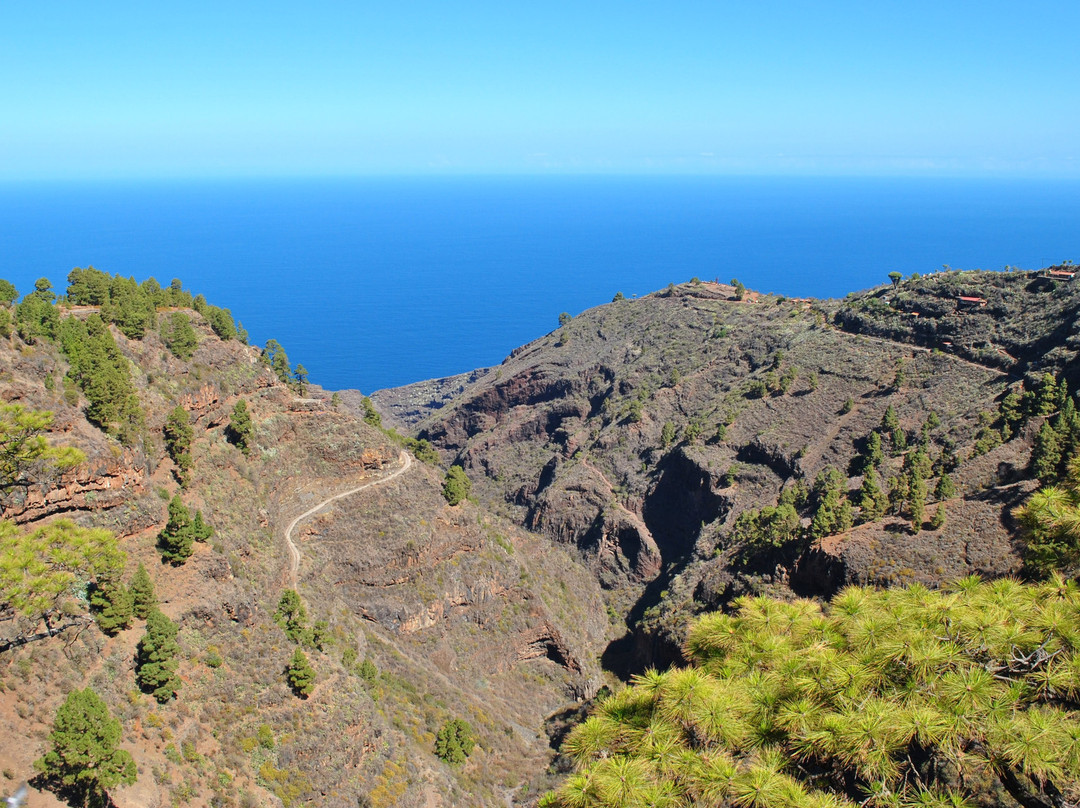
[3,175,1079,392]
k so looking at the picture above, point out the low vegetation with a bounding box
[545,576,1080,808]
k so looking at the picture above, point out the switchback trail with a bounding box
[284,450,413,587]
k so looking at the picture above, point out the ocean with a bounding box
[1,176,1078,392]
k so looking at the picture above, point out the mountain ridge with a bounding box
[1,265,1076,807]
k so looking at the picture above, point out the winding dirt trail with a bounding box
[283,450,413,587]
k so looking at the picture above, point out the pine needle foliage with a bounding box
[434,718,476,766]
[34,687,137,806]
[0,404,85,500]
[0,519,124,648]
[226,398,254,455]
[1015,455,1080,576]
[128,562,156,619]
[136,609,181,703]
[543,578,1080,808]
[285,648,315,698]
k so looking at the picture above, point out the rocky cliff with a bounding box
[375,271,1069,674]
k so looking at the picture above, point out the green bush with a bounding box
[442,466,471,506]
[434,718,475,765]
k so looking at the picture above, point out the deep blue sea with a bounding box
[1,177,1078,392]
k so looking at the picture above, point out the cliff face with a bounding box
[374,273,1061,672]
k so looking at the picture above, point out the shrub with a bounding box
[442,466,471,506]
[434,719,475,765]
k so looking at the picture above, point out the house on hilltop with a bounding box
[956,296,987,311]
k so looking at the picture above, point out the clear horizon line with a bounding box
[3,170,1080,184]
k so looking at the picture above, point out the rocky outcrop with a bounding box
[2,451,149,527]
[515,622,581,672]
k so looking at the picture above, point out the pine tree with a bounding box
[102,275,154,339]
[434,719,476,766]
[59,314,143,444]
[859,430,884,473]
[1034,372,1062,415]
[158,495,194,565]
[89,576,133,635]
[1059,395,1080,464]
[204,306,237,340]
[909,474,927,532]
[129,562,156,619]
[15,280,60,343]
[881,404,900,433]
[1032,420,1064,484]
[34,688,137,805]
[1015,455,1080,576]
[857,471,888,522]
[1000,387,1026,433]
[274,589,308,642]
[808,467,849,539]
[227,399,253,455]
[930,502,946,530]
[934,473,955,501]
[159,311,198,359]
[361,396,382,428]
[0,403,85,498]
[163,406,193,485]
[66,266,112,306]
[544,578,1080,808]
[264,339,293,384]
[192,510,213,542]
[442,466,471,506]
[285,648,315,698]
[887,473,908,515]
[0,520,124,647]
[136,609,181,703]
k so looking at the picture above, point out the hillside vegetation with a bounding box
[4,264,1080,807]
[0,269,607,808]
[375,269,1079,674]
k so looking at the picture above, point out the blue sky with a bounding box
[2,1,1077,178]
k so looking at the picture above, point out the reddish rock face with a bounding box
[4,451,149,528]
